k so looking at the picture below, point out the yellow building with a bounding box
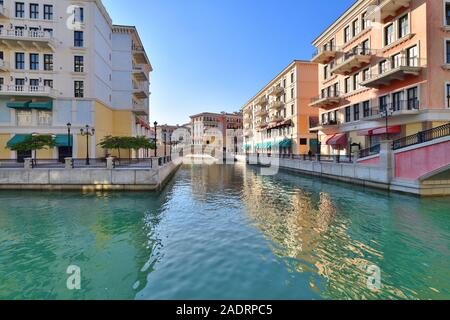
[0,0,152,161]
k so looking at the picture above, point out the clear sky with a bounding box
[103,0,355,125]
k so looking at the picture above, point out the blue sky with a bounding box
[103,0,355,125]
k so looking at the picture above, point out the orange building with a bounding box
[242,60,319,155]
[309,0,450,155]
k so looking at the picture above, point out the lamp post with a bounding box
[163,129,167,157]
[66,122,72,157]
[31,132,38,167]
[80,125,95,165]
[153,121,158,157]
[381,104,393,140]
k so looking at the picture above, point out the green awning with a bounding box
[54,135,73,147]
[29,101,53,110]
[6,134,31,148]
[7,101,31,109]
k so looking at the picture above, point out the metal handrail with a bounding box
[392,123,450,150]
[359,144,380,158]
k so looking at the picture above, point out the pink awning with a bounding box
[326,133,347,146]
[371,126,401,136]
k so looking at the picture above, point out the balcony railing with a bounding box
[244,107,253,115]
[269,100,284,111]
[132,103,148,115]
[366,99,420,119]
[331,47,372,75]
[255,106,268,117]
[360,57,423,88]
[392,123,450,151]
[133,82,149,98]
[255,96,269,106]
[269,115,283,123]
[132,45,148,64]
[0,85,57,97]
[309,90,341,109]
[311,45,339,64]
[0,29,56,49]
[368,0,412,22]
[132,64,148,81]
[268,86,284,96]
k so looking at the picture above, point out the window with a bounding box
[392,53,401,69]
[283,79,286,88]
[74,7,84,23]
[447,84,450,108]
[353,104,360,121]
[291,88,294,99]
[353,73,360,91]
[15,52,25,69]
[324,65,328,80]
[17,110,32,126]
[392,91,404,111]
[44,54,53,71]
[291,104,294,116]
[344,77,350,93]
[333,83,339,96]
[74,56,84,72]
[379,95,390,113]
[384,24,394,46]
[399,15,409,38]
[407,45,419,66]
[30,3,39,19]
[38,111,52,126]
[74,81,84,98]
[363,68,370,81]
[30,79,39,89]
[74,31,84,47]
[344,26,350,43]
[44,79,53,88]
[352,19,359,37]
[362,12,368,30]
[446,2,450,26]
[407,87,418,110]
[379,60,389,74]
[15,2,25,18]
[361,39,370,55]
[290,73,294,83]
[300,139,308,146]
[43,28,53,37]
[446,40,450,64]
[44,5,53,20]
[363,101,370,117]
[345,106,351,122]
[30,53,39,70]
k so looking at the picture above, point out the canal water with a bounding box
[0,164,449,300]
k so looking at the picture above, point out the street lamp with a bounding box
[163,128,167,157]
[153,121,158,157]
[80,125,95,165]
[381,104,393,140]
[66,122,72,157]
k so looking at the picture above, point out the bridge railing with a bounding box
[393,123,450,151]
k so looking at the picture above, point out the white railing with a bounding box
[0,28,54,42]
[0,85,56,96]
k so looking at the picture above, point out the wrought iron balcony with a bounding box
[268,85,284,97]
[255,96,269,106]
[331,48,372,75]
[0,29,56,51]
[255,106,268,117]
[309,90,341,109]
[133,82,149,99]
[0,85,57,98]
[132,45,148,64]
[269,114,283,123]
[360,57,423,88]
[311,45,339,64]
[363,99,420,120]
[243,107,253,115]
[132,103,149,116]
[132,64,148,81]
[368,0,412,22]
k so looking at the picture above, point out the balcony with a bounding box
[132,45,148,65]
[268,85,284,97]
[360,58,423,89]
[309,91,341,109]
[311,46,339,64]
[0,85,57,98]
[369,0,412,22]
[243,117,253,125]
[0,5,8,18]
[255,96,269,106]
[310,119,341,134]
[0,59,9,71]
[132,103,149,116]
[331,48,372,75]
[363,100,420,120]
[133,82,149,99]
[244,107,253,115]
[132,64,148,81]
[269,114,283,124]
[0,29,56,51]
[256,120,267,130]
[244,129,253,137]
[269,100,284,111]
[255,106,268,117]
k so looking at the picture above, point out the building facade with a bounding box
[310,0,450,156]
[190,112,243,153]
[0,0,152,161]
[242,60,318,155]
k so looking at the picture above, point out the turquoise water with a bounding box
[0,164,449,300]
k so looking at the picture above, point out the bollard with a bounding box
[24,158,32,170]
[65,157,73,170]
[106,157,115,169]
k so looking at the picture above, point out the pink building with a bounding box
[309,0,450,156]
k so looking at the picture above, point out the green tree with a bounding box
[7,135,56,160]
[98,136,155,159]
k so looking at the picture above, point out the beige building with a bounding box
[242,60,318,155]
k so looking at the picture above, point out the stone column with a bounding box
[24,158,32,170]
[151,157,160,169]
[106,157,115,170]
[65,158,73,170]
[379,140,393,183]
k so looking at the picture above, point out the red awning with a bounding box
[371,125,401,136]
[358,129,374,136]
[326,133,347,146]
